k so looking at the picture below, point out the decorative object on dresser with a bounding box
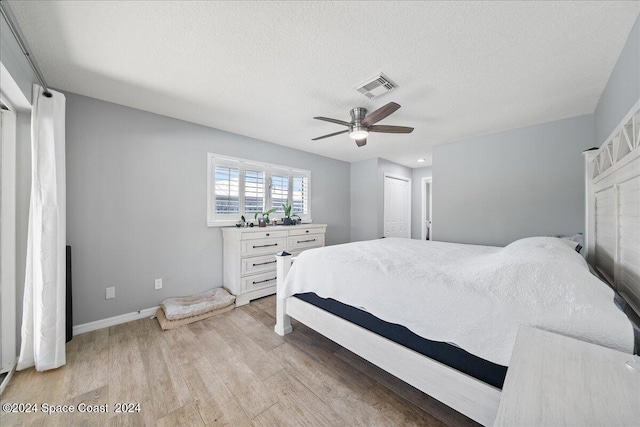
[254,208,276,227]
[281,199,300,225]
[222,224,326,306]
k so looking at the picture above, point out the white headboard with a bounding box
[584,99,640,316]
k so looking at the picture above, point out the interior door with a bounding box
[422,178,432,240]
[383,175,410,238]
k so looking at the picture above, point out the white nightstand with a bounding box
[494,325,640,426]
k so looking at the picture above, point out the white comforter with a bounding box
[280,236,634,366]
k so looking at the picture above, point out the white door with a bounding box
[422,177,432,240]
[383,175,410,238]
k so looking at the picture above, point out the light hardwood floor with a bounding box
[1,296,478,426]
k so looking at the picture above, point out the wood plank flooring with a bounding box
[0,295,478,426]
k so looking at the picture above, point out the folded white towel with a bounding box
[161,288,235,320]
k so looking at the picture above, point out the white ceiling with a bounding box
[8,1,640,167]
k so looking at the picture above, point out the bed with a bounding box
[274,99,640,427]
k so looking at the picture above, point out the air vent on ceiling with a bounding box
[355,73,398,99]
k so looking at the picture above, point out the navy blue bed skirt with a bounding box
[294,292,507,389]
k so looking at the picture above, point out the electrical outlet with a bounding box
[106,287,115,299]
[155,278,162,290]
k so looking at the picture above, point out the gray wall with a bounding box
[65,92,351,325]
[411,167,432,239]
[432,114,594,247]
[594,14,640,144]
[1,8,36,104]
[350,158,413,241]
[350,158,378,242]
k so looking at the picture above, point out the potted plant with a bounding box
[282,199,300,226]
[254,208,276,227]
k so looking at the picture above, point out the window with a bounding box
[207,154,311,226]
[214,163,240,215]
[292,172,309,216]
[244,166,265,215]
[270,168,289,213]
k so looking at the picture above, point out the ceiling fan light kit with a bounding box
[312,102,414,147]
[349,128,369,140]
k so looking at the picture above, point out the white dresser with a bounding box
[222,224,327,306]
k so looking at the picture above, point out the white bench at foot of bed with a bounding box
[274,253,501,426]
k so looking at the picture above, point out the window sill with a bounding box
[208,218,314,228]
[208,221,237,227]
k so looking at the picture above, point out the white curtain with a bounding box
[17,85,66,371]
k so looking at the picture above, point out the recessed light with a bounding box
[417,158,425,163]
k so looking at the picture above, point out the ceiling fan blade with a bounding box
[355,138,367,147]
[368,125,414,134]
[313,117,353,127]
[311,129,349,141]
[361,102,401,126]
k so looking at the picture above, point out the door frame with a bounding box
[0,94,17,376]
[383,173,411,238]
[421,177,432,240]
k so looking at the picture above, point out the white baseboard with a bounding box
[73,306,160,336]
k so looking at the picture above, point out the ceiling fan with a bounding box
[312,102,414,147]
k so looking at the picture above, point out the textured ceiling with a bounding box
[7,1,640,167]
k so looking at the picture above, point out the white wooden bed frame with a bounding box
[584,98,640,316]
[274,99,640,427]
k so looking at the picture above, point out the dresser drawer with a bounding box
[241,271,278,293]
[288,234,324,251]
[241,237,286,256]
[288,227,323,237]
[241,254,277,276]
[241,230,288,240]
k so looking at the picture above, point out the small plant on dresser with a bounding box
[282,199,300,225]
[254,208,276,227]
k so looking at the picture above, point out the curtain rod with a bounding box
[0,1,52,97]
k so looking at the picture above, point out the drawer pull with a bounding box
[297,239,316,244]
[306,230,309,233]
[252,243,278,248]
[266,233,270,236]
[252,260,277,267]
[253,277,276,285]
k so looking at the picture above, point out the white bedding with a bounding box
[279,236,635,366]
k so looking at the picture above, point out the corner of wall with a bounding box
[593,13,640,144]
